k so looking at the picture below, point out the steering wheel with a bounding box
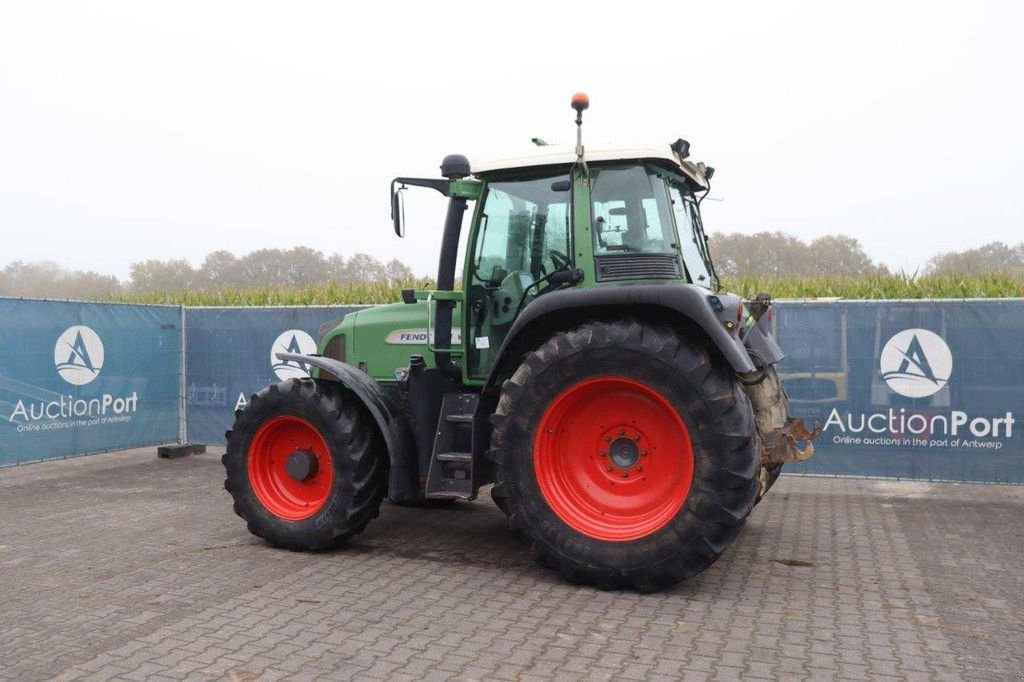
[548,249,571,271]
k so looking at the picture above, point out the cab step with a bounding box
[425,392,479,499]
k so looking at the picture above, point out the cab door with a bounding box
[463,172,573,379]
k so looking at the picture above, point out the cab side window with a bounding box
[473,188,516,284]
[668,183,713,287]
[472,177,570,284]
[591,166,675,254]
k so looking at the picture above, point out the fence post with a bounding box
[178,304,187,444]
[157,304,205,459]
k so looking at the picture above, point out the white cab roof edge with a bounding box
[470,144,710,189]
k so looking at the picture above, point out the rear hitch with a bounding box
[760,418,822,465]
[740,360,821,466]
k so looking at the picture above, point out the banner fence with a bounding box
[775,300,1023,483]
[184,306,362,445]
[0,299,181,465]
[2,297,1021,483]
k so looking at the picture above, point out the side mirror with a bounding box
[391,187,406,237]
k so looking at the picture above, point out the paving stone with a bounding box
[1,447,1022,680]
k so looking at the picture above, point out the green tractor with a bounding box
[224,94,819,592]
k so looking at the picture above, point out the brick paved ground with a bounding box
[1,448,1022,681]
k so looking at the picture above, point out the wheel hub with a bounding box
[609,436,640,469]
[285,448,319,482]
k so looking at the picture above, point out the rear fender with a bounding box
[276,352,418,502]
[482,284,757,395]
[742,318,785,365]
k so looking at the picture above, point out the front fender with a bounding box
[277,352,417,502]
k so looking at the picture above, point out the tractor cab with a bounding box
[463,147,719,378]
[363,125,724,387]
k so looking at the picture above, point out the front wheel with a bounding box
[223,378,386,550]
[489,320,759,592]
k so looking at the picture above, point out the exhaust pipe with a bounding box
[433,154,471,381]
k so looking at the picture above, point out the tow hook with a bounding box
[740,356,822,466]
[761,418,822,465]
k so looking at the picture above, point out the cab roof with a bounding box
[471,143,711,189]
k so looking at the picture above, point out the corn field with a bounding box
[723,273,1024,300]
[111,273,1024,306]
[113,279,435,306]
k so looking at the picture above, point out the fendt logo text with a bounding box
[55,325,104,386]
[270,330,316,380]
[880,329,952,398]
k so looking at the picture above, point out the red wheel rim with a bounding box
[533,376,694,541]
[247,415,334,521]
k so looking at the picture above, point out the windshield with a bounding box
[590,166,676,254]
[668,180,716,289]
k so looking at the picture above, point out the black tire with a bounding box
[490,487,510,515]
[488,320,759,592]
[223,378,386,550]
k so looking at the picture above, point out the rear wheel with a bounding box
[489,320,759,592]
[223,378,386,550]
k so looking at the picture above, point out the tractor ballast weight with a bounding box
[224,95,820,591]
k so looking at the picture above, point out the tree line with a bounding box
[1,238,1021,300]
[707,233,1024,279]
[0,248,417,300]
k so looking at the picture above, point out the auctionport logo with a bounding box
[271,330,316,380]
[879,329,952,398]
[10,324,140,429]
[825,326,1015,449]
[54,325,104,386]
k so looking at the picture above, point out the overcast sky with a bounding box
[1,1,1022,280]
